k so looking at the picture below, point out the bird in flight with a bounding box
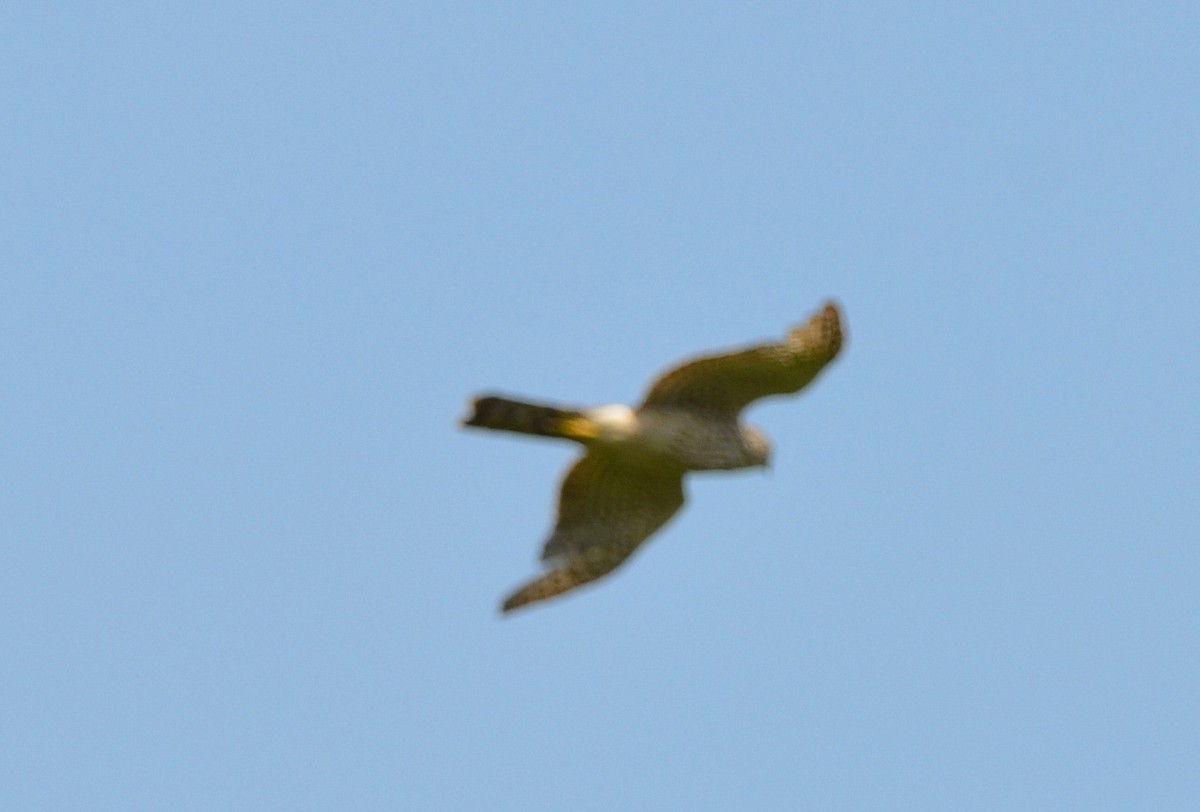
[461,301,845,613]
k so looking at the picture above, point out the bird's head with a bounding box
[743,426,772,469]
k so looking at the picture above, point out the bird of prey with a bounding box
[461,301,845,613]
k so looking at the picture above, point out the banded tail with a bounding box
[460,395,597,441]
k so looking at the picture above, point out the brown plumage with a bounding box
[462,301,845,613]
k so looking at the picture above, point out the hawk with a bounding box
[462,301,845,613]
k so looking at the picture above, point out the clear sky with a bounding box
[4,3,1197,810]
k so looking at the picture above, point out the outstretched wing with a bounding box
[500,451,685,612]
[639,301,844,419]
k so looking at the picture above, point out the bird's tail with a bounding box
[460,395,598,442]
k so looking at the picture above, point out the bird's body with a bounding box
[462,301,845,613]
[467,397,767,471]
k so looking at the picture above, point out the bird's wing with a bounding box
[500,451,685,612]
[639,302,844,419]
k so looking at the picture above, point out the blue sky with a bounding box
[3,3,1197,809]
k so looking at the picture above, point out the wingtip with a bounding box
[498,596,524,615]
[498,591,537,615]
[822,300,844,356]
[789,300,845,358]
[498,568,587,614]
